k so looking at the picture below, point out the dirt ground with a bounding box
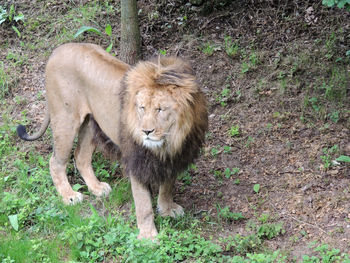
[1,0,350,260]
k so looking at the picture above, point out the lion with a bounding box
[17,43,208,240]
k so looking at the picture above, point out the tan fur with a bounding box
[18,43,208,240]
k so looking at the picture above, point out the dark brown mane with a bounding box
[119,95,207,185]
[93,56,208,185]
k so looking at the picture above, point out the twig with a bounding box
[289,215,328,235]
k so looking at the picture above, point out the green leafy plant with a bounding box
[328,110,340,123]
[224,167,240,179]
[322,0,350,10]
[223,145,232,153]
[213,169,222,179]
[309,97,320,112]
[257,222,285,240]
[178,170,192,186]
[0,5,24,37]
[224,36,239,57]
[302,244,350,263]
[0,61,9,99]
[211,147,220,157]
[216,87,231,107]
[217,205,245,222]
[336,155,350,163]
[229,125,240,137]
[253,184,260,193]
[74,24,114,52]
[159,49,167,55]
[245,136,255,148]
[104,24,113,52]
[8,214,19,231]
[74,25,101,38]
[223,234,262,255]
[241,61,250,74]
[241,51,259,73]
[321,145,339,170]
[202,43,219,56]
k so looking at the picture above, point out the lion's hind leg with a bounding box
[50,116,83,205]
[157,177,184,217]
[74,116,111,198]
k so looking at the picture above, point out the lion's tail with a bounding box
[17,108,50,141]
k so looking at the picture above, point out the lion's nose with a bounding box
[142,129,154,136]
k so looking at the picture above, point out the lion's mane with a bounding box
[94,57,208,185]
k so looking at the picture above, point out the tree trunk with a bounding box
[120,0,141,65]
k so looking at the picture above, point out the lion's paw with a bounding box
[89,182,112,198]
[158,202,184,218]
[62,191,84,205]
[137,228,158,241]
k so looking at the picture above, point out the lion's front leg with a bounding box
[130,175,158,240]
[157,176,184,218]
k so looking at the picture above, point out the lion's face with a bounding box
[124,57,207,159]
[134,88,178,149]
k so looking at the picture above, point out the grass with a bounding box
[0,61,9,99]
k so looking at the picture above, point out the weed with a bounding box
[213,169,222,179]
[0,62,9,99]
[159,49,167,55]
[302,243,350,263]
[336,155,350,163]
[328,110,340,123]
[223,145,232,153]
[322,68,348,101]
[202,42,219,56]
[223,234,262,255]
[108,178,132,206]
[321,144,339,170]
[217,205,245,222]
[323,0,350,10]
[229,125,240,137]
[74,24,115,52]
[309,97,320,112]
[178,170,192,186]
[224,36,239,57]
[224,167,240,179]
[253,184,260,193]
[0,4,25,37]
[258,213,271,224]
[178,164,196,186]
[241,50,259,73]
[245,136,254,148]
[324,32,337,60]
[211,147,220,157]
[241,61,251,74]
[257,222,285,240]
[216,86,231,106]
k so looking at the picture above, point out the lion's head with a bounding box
[122,57,207,161]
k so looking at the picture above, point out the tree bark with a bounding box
[120,0,141,65]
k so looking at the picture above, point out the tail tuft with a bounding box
[17,125,30,141]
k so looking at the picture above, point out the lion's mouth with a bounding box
[143,138,164,148]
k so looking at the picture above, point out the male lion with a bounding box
[17,43,208,239]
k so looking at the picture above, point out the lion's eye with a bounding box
[156,108,162,113]
[139,106,145,111]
